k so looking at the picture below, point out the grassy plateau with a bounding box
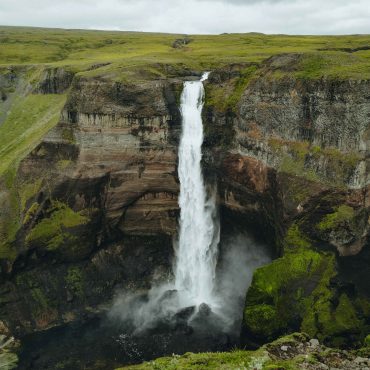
[0,26,370,80]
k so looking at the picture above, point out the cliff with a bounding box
[0,27,369,368]
[204,57,370,348]
[0,67,184,339]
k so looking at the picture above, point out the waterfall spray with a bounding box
[174,72,220,308]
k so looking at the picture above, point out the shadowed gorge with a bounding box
[0,26,369,370]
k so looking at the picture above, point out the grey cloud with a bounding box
[198,0,294,4]
[0,0,369,34]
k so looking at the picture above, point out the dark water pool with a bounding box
[18,312,235,369]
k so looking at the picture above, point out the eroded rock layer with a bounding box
[203,59,370,348]
[0,57,369,352]
[0,72,182,336]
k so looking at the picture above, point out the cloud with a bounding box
[0,0,369,34]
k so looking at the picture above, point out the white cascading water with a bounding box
[109,73,271,334]
[174,72,220,308]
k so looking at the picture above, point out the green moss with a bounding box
[242,243,361,346]
[0,169,20,261]
[205,65,258,112]
[267,138,362,186]
[56,159,72,170]
[271,139,320,182]
[335,294,363,332]
[365,335,370,347]
[244,304,282,338]
[300,258,363,346]
[14,270,59,324]
[284,224,311,249]
[356,297,370,318]
[118,349,261,370]
[317,205,355,231]
[244,247,329,340]
[0,242,17,261]
[23,202,39,225]
[30,287,49,311]
[65,266,84,298]
[25,201,89,251]
[118,333,324,369]
[19,179,43,210]
[61,128,75,143]
[278,173,317,205]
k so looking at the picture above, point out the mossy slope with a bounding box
[118,332,370,370]
[242,222,370,348]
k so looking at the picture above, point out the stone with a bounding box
[309,338,320,347]
[174,306,196,321]
[354,357,367,364]
[198,303,212,317]
[281,345,289,351]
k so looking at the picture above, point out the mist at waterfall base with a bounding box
[108,74,272,358]
[18,233,271,369]
[109,231,271,335]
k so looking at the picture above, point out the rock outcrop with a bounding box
[204,59,370,348]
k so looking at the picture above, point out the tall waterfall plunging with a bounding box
[107,72,272,343]
[174,72,220,308]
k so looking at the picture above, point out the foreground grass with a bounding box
[117,332,370,370]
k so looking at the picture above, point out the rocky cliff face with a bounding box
[204,58,370,348]
[0,56,369,354]
[0,70,183,337]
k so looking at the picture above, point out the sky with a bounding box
[0,0,369,35]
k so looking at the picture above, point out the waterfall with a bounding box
[174,72,220,308]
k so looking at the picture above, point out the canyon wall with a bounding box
[0,70,182,336]
[0,57,369,350]
[204,57,370,348]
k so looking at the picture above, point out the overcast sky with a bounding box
[0,0,369,35]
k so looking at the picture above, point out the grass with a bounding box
[0,92,67,175]
[0,27,368,178]
[0,26,370,81]
[118,348,282,369]
[118,332,359,369]
[0,26,369,260]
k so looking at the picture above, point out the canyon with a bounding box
[0,28,369,369]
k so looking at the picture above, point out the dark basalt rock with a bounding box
[158,289,178,304]
[174,305,196,321]
[198,302,212,316]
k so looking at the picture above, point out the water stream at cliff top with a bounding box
[175,72,220,308]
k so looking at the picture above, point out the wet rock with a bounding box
[198,303,211,317]
[158,289,178,304]
[174,306,196,321]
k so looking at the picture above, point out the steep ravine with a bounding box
[0,59,369,368]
